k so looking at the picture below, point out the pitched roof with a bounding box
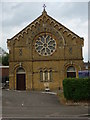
[7,9,84,41]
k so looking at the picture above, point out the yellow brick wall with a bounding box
[7,12,84,91]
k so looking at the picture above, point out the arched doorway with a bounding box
[67,66,76,78]
[16,67,26,90]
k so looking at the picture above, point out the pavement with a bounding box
[1,89,89,120]
[1,117,89,120]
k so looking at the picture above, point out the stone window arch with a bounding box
[16,67,26,74]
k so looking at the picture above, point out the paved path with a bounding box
[1,117,89,120]
[2,89,88,119]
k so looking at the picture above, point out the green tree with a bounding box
[0,56,2,64]
[2,53,9,66]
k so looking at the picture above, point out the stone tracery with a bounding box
[35,33,56,56]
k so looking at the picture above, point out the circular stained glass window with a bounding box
[35,34,56,56]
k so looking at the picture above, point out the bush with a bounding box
[2,53,9,66]
[63,78,90,101]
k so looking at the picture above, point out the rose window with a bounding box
[35,34,56,56]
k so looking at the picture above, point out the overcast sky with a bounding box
[0,1,89,62]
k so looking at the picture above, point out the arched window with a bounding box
[40,70,43,82]
[45,70,48,82]
[67,66,76,78]
[40,69,53,82]
[49,70,52,82]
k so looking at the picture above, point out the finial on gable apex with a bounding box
[42,4,47,14]
[43,4,46,11]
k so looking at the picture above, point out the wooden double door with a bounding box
[16,74,26,90]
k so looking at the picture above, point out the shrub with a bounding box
[63,78,90,101]
[2,53,9,66]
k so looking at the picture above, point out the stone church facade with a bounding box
[7,9,84,91]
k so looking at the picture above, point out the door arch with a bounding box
[16,67,26,90]
[67,66,76,78]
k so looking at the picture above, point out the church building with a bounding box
[7,7,84,91]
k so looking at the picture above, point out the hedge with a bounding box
[63,78,90,101]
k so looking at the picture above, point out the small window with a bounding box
[40,69,53,82]
[86,65,88,70]
[67,66,76,78]
[49,70,52,82]
[40,70,43,82]
[19,49,22,56]
[45,70,48,82]
[69,47,72,54]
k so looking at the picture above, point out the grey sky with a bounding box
[0,1,88,62]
